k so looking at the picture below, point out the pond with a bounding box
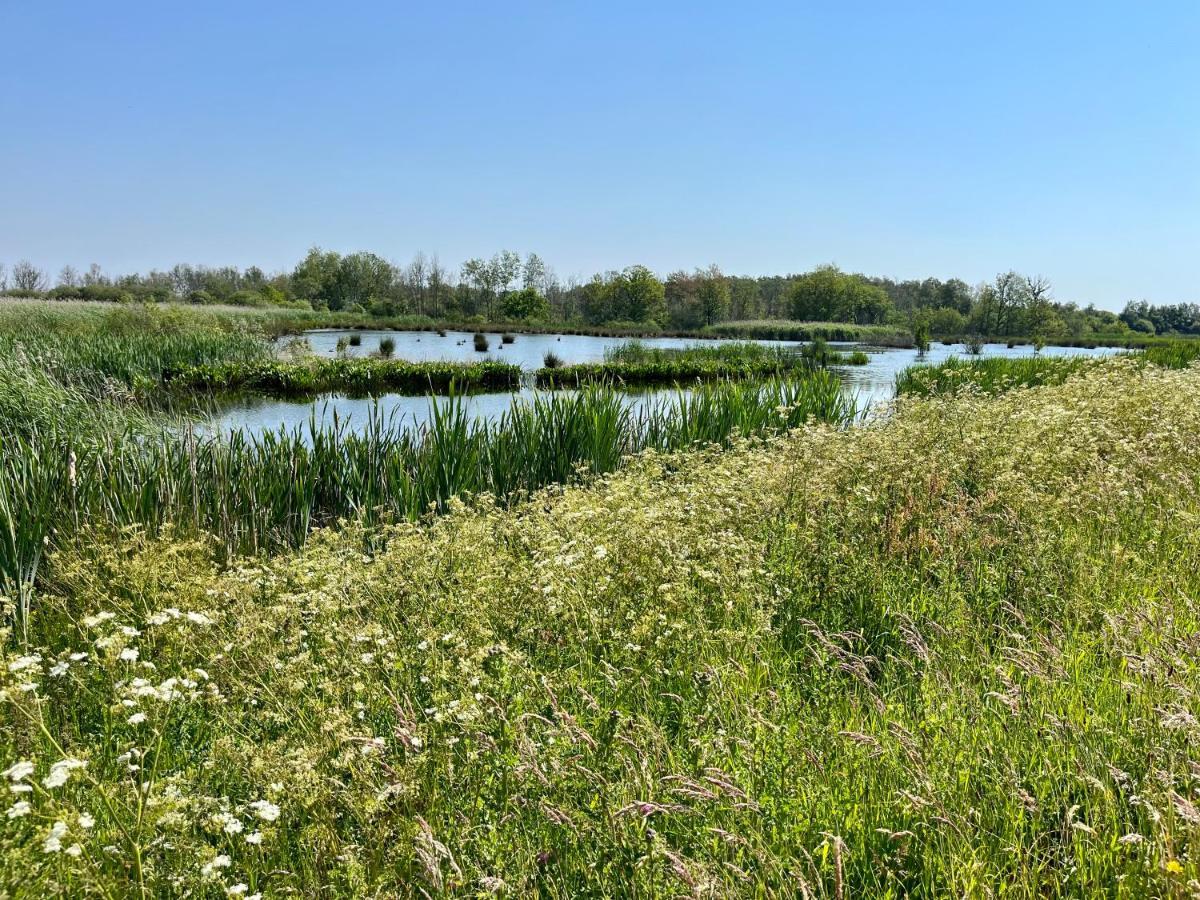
[205,331,1124,438]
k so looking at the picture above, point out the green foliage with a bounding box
[4,362,1200,895]
[499,286,549,321]
[581,266,667,326]
[912,315,932,355]
[786,265,892,324]
[705,319,910,345]
[165,358,520,397]
[895,355,1100,397]
[1141,340,1200,369]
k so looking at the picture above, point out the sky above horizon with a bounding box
[1,1,1196,311]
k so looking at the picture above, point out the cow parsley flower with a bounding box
[6,801,31,819]
[2,760,34,783]
[43,821,68,853]
[200,854,232,878]
[43,758,87,789]
[249,799,280,822]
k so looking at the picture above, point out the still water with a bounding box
[206,331,1122,437]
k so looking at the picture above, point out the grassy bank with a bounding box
[0,375,857,598]
[3,360,1200,895]
[165,358,522,397]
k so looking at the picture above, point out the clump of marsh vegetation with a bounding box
[4,360,1200,896]
[542,350,563,369]
[473,332,490,352]
[895,354,1099,397]
[335,335,350,355]
[913,316,932,356]
[166,358,521,397]
[347,332,362,347]
[1142,339,1200,369]
[501,333,515,344]
[377,336,396,358]
[965,335,984,354]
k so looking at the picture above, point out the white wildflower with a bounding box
[7,654,42,673]
[245,830,263,845]
[3,760,34,783]
[127,712,147,726]
[7,801,31,819]
[65,843,83,858]
[78,813,95,829]
[48,661,69,677]
[200,854,232,877]
[118,647,139,663]
[43,758,87,789]
[249,799,280,822]
[593,545,608,560]
[43,821,68,853]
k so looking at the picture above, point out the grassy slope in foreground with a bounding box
[5,359,1200,895]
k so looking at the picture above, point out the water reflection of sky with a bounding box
[203,331,1124,438]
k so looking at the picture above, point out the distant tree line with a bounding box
[0,251,1193,338]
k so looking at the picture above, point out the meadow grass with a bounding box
[3,360,1200,895]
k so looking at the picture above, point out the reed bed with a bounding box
[0,302,273,393]
[1142,339,1200,369]
[4,360,1200,896]
[165,358,522,397]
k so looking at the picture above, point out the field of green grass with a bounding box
[3,300,1200,896]
[3,359,1200,896]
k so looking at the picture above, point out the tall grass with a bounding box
[0,375,856,604]
[0,302,273,393]
[1142,340,1200,369]
[4,360,1200,895]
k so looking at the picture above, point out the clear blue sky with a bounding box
[2,1,1196,309]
